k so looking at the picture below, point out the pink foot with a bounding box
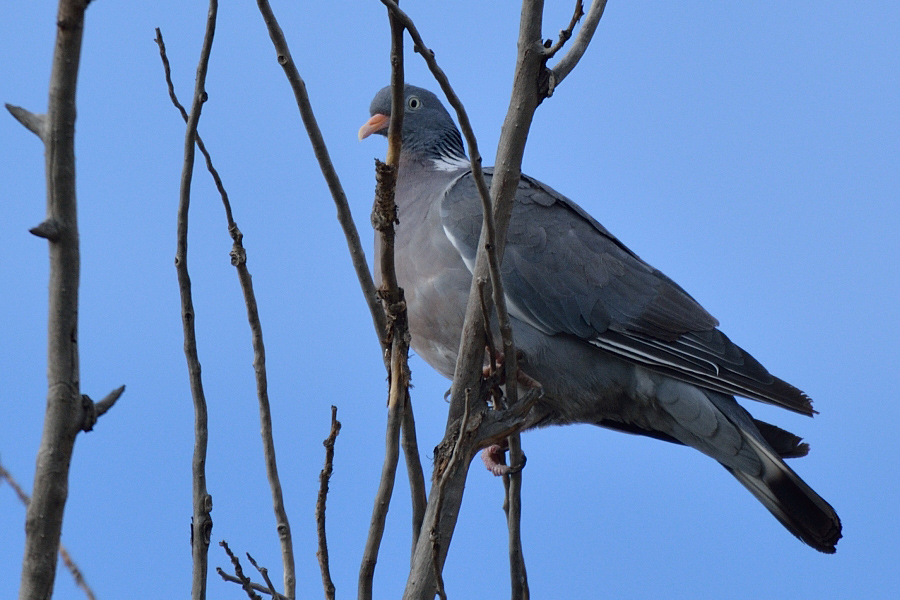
[481,444,511,476]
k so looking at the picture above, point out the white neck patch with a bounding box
[430,153,471,172]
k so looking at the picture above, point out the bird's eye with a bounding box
[407,96,422,110]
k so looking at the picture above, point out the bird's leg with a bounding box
[481,441,528,477]
[483,346,506,409]
[483,349,544,392]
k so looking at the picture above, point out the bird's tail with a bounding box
[725,431,842,553]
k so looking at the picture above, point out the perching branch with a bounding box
[359,10,425,598]
[11,1,125,598]
[169,3,219,599]
[316,407,341,600]
[392,1,608,597]
[156,25,297,599]
[375,3,511,376]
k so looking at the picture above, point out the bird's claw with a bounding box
[481,443,527,476]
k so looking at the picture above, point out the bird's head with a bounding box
[359,84,467,166]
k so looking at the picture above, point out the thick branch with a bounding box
[18,1,90,598]
[2,463,96,600]
[399,0,559,596]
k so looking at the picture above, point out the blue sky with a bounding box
[2,2,898,598]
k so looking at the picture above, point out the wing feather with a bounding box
[440,169,813,415]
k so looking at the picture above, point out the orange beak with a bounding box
[358,113,390,140]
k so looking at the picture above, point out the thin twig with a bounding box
[549,0,608,89]
[1,463,97,600]
[359,327,409,600]
[217,570,285,599]
[316,407,341,600]
[157,25,297,598]
[544,0,585,59]
[504,434,529,600]
[154,29,235,224]
[220,541,262,600]
[93,385,126,420]
[401,400,427,560]
[253,0,388,358]
[4,104,46,140]
[248,554,289,600]
[167,3,220,598]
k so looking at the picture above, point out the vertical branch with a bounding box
[249,4,426,594]
[16,1,86,598]
[232,235,296,599]
[172,3,219,599]
[392,0,608,596]
[157,20,298,599]
[401,404,427,560]
[504,434,528,600]
[316,407,341,600]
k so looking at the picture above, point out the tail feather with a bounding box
[727,432,841,553]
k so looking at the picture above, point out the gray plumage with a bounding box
[360,84,841,553]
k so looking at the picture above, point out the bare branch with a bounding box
[154,29,235,225]
[361,13,423,596]
[15,1,118,597]
[5,103,46,140]
[316,407,341,600]
[28,219,62,241]
[543,0,585,59]
[217,570,286,599]
[58,545,97,600]
[156,25,297,598]
[377,5,516,396]
[94,385,126,418]
[253,0,388,358]
[2,463,97,600]
[396,0,607,594]
[246,554,288,600]
[504,435,529,600]
[549,0,608,89]
[401,397,427,558]
[219,541,262,600]
[358,362,407,600]
[165,3,220,598]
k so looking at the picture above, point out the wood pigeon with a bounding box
[359,84,841,553]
